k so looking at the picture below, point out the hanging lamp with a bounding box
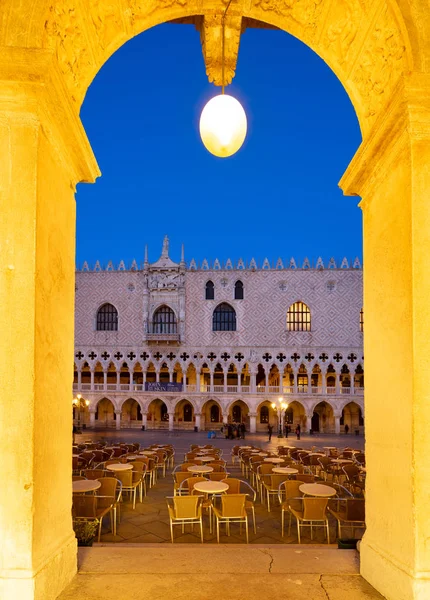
[199,1,247,158]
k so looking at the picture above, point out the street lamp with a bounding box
[72,393,90,431]
[271,397,288,438]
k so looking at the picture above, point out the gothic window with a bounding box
[260,405,269,423]
[360,308,364,332]
[287,302,311,332]
[232,405,242,422]
[210,405,220,422]
[96,303,118,331]
[205,280,215,300]
[213,303,236,331]
[160,402,168,421]
[152,306,177,334]
[234,280,244,300]
[183,403,193,422]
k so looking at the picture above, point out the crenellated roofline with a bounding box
[76,256,362,273]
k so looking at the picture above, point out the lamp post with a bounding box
[271,397,288,438]
[72,394,90,431]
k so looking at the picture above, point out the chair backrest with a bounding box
[173,495,202,518]
[73,494,97,518]
[180,462,197,471]
[72,456,79,470]
[84,469,105,480]
[186,477,207,493]
[303,497,328,520]
[220,494,246,517]
[208,472,229,481]
[342,465,360,480]
[211,464,227,473]
[270,474,289,489]
[354,453,365,465]
[72,475,86,481]
[257,463,274,475]
[134,457,149,467]
[282,479,303,500]
[115,470,133,486]
[295,474,315,483]
[346,498,365,521]
[222,477,241,493]
[174,472,193,486]
[132,462,146,474]
[96,477,118,508]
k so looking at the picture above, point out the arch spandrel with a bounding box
[0,0,418,136]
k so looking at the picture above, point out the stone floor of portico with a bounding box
[57,546,385,600]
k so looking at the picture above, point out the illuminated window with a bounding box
[360,308,364,332]
[205,280,215,300]
[183,403,193,422]
[234,280,244,300]
[213,303,236,331]
[210,404,220,422]
[96,303,118,331]
[152,306,177,334]
[287,302,311,331]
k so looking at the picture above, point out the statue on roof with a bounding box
[162,235,169,258]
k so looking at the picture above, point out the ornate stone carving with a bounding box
[352,4,407,120]
[149,271,181,290]
[198,14,243,86]
[89,0,125,52]
[44,3,92,102]
[322,0,360,64]
[253,0,324,38]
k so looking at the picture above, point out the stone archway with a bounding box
[1,2,429,599]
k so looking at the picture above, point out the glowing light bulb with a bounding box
[199,94,247,158]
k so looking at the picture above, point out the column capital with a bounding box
[0,46,99,187]
[340,72,430,201]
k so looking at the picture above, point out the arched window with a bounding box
[152,305,177,334]
[213,303,236,331]
[260,405,269,423]
[232,405,242,423]
[287,302,311,332]
[96,303,118,331]
[183,403,193,422]
[160,402,168,421]
[210,404,220,422]
[205,280,215,300]
[234,280,244,300]
[360,308,364,332]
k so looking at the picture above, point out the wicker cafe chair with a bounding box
[262,474,289,512]
[72,494,114,542]
[131,461,148,501]
[173,472,193,495]
[115,469,140,509]
[328,497,366,539]
[212,494,249,544]
[222,478,257,534]
[278,480,304,537]
[166,495,204,543]
[95,477,121,536]
[289,497,330,544]
[84,469,106,480]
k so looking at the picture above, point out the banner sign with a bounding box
[145,382,183,392]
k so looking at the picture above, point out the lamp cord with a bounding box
[221,0,233,94]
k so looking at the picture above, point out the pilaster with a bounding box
[340,72,430,600]
[0,47,99,600]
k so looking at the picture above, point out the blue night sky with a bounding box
[76,23,362,268]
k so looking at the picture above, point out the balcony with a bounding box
[73,382,363,397]
[145,325,180,343]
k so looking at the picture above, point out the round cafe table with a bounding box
[308,453,325,457]
[195,456,215,462]
[239,446,252,449]
[139,451,156,456]
[272,467,298,475]
[256,452,268,456]
[187,465,214,474]
[299,483,336,497]
[264,457,284,464]
[126,455,139,461]
[330,458,353,464]
[193,480,229,533]
[106,463,133,472]
[72,479,101,494]
[193,481,229,494]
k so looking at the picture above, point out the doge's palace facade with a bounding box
[73,237,364,434]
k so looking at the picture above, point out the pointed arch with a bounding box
[205,280,215,300]
[286,301,311,332]
[96,303,118,331]
[234,280,244,300]
[213,303,236,331]
[152,305,177,334]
